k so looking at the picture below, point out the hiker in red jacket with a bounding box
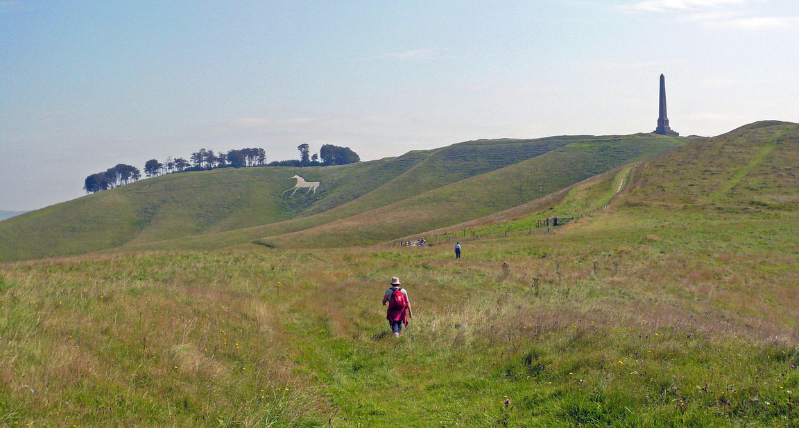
[382,277,413,337]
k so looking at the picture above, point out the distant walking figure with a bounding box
[283,175,320,195]
[455,242,461,259]
[382,277,413,337]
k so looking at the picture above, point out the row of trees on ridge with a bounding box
[84,144,360,193]
[142,148,267,178]
[271,144,360,167]
[83,164,142,193]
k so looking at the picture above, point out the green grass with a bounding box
[2,201,798,426]
[627,121,799,209]
[1,121,798,426]
[442,165,635,242]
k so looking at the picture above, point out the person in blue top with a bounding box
[455,242,461,259]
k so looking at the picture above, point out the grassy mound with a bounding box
[626,120,799,210]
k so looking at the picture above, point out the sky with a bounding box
[1,0,798,211]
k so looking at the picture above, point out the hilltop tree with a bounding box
[80,145,271,194]
[133,167,142,181]
[320,144,360,166]
[226,149,246,168]
[144,159,163,178]
[240,148,254,166]
[130,165,142,182]
[174,157,189,172]
[190,149,207,169]
[245,148,263,166]
[83,173,108,193]
[113,164,140,185]
[297,144,310,166]
[216,152,227,168]
[205,150,217,169]
[104,169,120,188]
[83,164,140,193]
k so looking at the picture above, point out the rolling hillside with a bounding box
[116,133,684,252]
[254,134,682,248]
[382,120,798,249]
[0,133,683,261]
[0,134,685,260]
[404,163,636,244]
[626,120,799,209]
[2,121,798,426]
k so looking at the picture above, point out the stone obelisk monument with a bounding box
[654,74,679,136]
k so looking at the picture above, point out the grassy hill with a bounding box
[253,133,682,248]
[1,121,798,426]
[406,163,636,245]
[118,133,684,253]
[626,120,799,209]
[0,133,683,261]
[0,158,412,261]
[396,120,798,247]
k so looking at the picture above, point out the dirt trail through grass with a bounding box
[615,168,629,193]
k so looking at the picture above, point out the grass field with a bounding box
[0,121,797,426]
[2,203,798,426]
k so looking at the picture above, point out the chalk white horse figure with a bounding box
[284,175,320,195]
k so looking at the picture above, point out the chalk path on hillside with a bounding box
[616,176,625,193]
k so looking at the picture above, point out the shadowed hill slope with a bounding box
[117,134,682,253]
[111,137,586,252]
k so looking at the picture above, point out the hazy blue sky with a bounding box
[1,0,797,210]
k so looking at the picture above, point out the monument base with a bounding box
[653,128,679,137]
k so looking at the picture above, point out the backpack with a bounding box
[388,288,406,311]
